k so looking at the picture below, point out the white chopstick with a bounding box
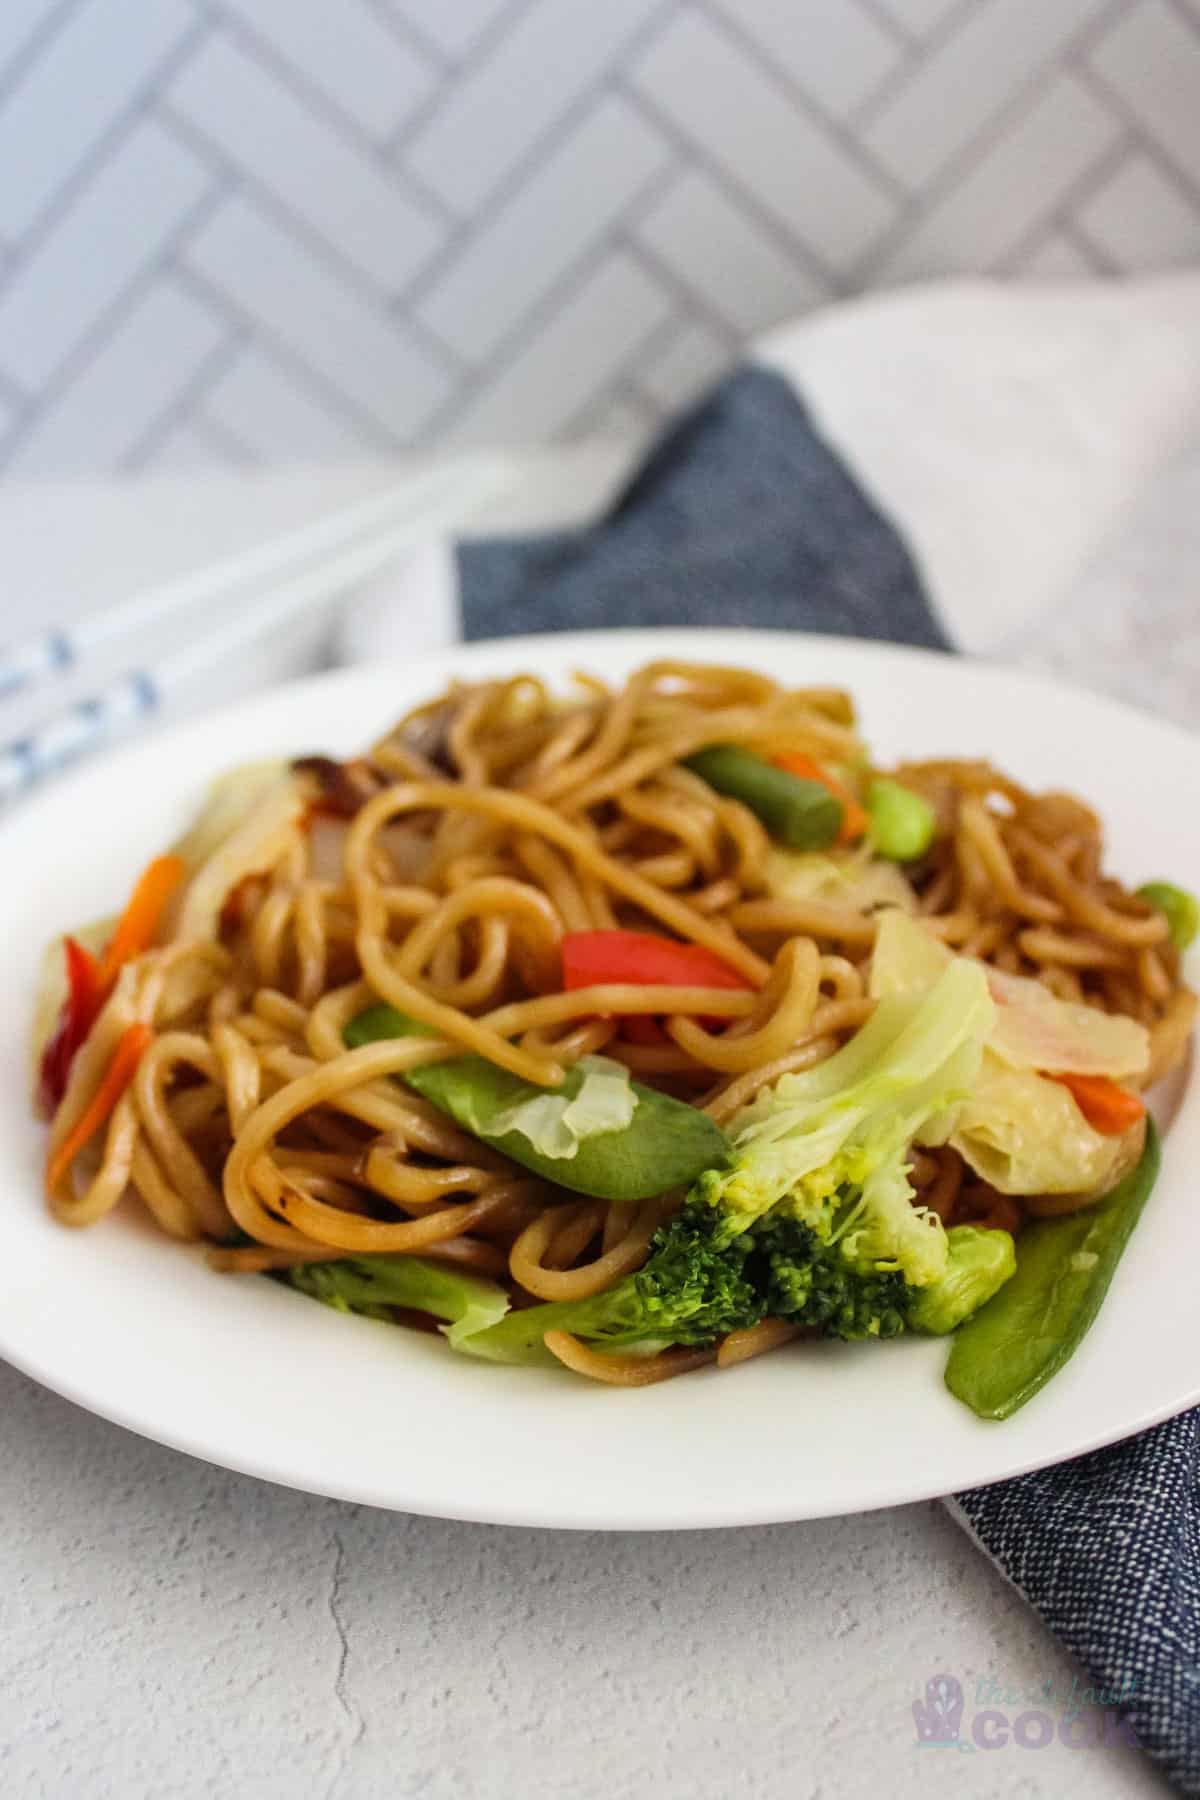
[0,454,505,704]
[0,456,509,808]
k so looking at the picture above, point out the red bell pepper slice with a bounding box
[562,930,751,992]
[561,929,752,1044]
[37,937,101,1114]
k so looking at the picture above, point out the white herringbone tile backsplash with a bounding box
[0,0,1197,473]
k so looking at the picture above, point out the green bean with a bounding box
[684,745,842,849]
[944,1120,1161,1420]
[1136,882,1199,952]
[866,778,935,862]
[344,1004,731,1202]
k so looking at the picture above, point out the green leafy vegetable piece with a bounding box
[488,1054,635,1159]
[343,1004,731,1202]
[944,1120,1161,1419]
[692,958,995,1287]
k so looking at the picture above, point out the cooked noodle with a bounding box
[35,660,1195,1384]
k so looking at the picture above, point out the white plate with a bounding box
[1,629,1195,1530]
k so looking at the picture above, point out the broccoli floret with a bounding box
[750,1216,911,1341]
[690,960,994,1292]
[455,1199,922,1364]
[629,1206,765,1344]
[453,1203,765,1365]
[905,1224,1015,1335]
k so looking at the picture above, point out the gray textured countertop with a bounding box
[3,431,1196,1800]
[0,1360,1166,1800]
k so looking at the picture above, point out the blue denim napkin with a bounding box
[457,366,1197,1797]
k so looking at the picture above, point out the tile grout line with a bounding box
[547,306,686,448]
[0,0,86,116]
[845,0,989,130]
[0,11,212,296]
[211,5,444,183]
[0,167,235,471]
[847,8,1138,287]
[1072,59,1200,213]
[853,0,922,51]
[168,256,407,454]
[618,80,844,294]
[155,101,456,334]
[361,0,454,74]
[408,225,680,444]
[620,236,748,353]
[391,0,681,315]
[382,0,547,161]
[994,132,1137,274]
[193,10,456,227]
[695,0,913,203]
[184,408,258,465]
[121,318,251,471]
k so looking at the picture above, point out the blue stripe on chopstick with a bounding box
[0,629,77,701]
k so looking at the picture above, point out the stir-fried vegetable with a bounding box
[46,1023,153,1193]
[684,744,843,849]
[37,937,101,1113]
[907,1225,1016,1335]
[286,1254,508,1344]
[453,1206,765,1364]
[945,1121,1160,1419]
[488,1055,636,1160]
[561,927,752,1044]
[343,1005,731,1201]
[865,778,936,862]
[1050,1072,1146,1137]
[695,958,994,1284]
[95,854,185,999]
[952,1061,1143,1197]
[868,912,1150,1194]
[771,751,867,844]
[453,969,1007,1365]
[872,909,1150,1079]
[561,929,750,993]
[1136,881,1199,952]
[764,844,917,916]
[37,854,186,1114]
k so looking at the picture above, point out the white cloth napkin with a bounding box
[339,271,1200,720]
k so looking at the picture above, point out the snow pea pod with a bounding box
[684,745,843,850]
[945,1120,1161,1420]
[344,1004,731,1202]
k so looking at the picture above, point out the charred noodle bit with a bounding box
[30,664,1193,1393]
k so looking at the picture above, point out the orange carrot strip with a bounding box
[96,855,186,996]
[772,751,868,844]
[47,1024,153,1193]
[1051,1071,1146,1137]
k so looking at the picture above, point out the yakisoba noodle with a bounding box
[33,660,1196,1388]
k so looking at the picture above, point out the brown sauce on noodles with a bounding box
[39,661,1195,1379]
